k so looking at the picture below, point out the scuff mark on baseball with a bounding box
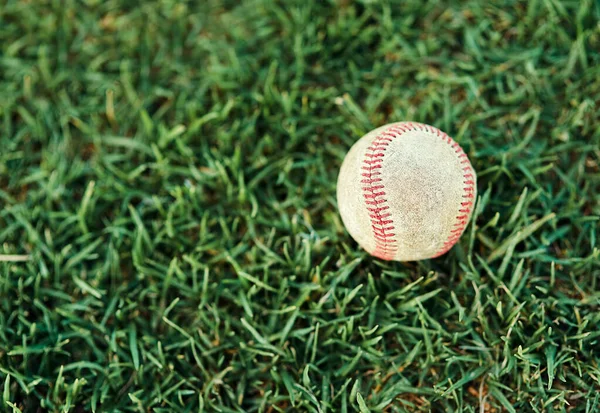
[337,122,477,261]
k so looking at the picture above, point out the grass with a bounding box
[1,0,599,411]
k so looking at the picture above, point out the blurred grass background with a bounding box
[1,0,599,411]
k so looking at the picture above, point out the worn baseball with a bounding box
[337,122,477,261]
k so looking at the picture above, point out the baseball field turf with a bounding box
[1,0,599,411]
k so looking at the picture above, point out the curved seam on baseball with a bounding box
[360,122,475,260]
[431,129,476,258]
[361,127,402,260]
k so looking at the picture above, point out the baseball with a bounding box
[337,122,477,261]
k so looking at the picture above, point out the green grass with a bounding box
[1,0,600,411]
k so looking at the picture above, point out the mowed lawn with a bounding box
[1,0,599,411]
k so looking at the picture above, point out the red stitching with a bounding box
[367,205,389,212]
[364,153,385,158]
[374,234,395,242]
[432,129,476,258]
[375,238,397,243]
[361,126,408,260]
[388,126,406,133]
[365,199,387,205]
[359,122,475,261]
[373,229,396,236]
[362,185,385,191]
[372,224,395,231]
[363,192,386,199]
[370,215,391,221]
